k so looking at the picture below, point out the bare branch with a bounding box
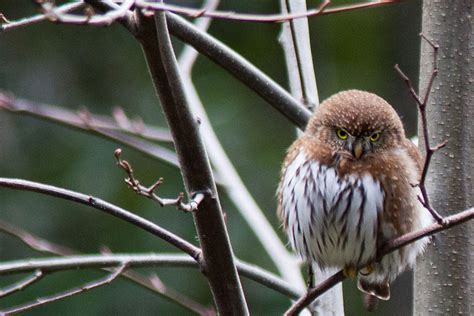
[166,12,311,130]
[136,10,248,313]
[395,35,445,225]
[176,0,306,294]
[0,220,212,315]
[0,2,84,32]
[114,149,203,212]
[0,92,180,167]
[87,0,312,129]
[134,0,405,23]
[178,0,220,75]
[284,207,474,315]
[34,0,134,26]
[0,270,44,298]
[0,253,303,302]
[0,92,172,142]
[0,264,128,315]
[0,177,201,260]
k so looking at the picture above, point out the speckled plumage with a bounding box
[277,90,432,301]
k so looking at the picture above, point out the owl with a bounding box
[277,90,432,301]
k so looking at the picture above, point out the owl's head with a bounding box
[306,90,406,159]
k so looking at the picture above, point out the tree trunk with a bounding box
[415,1,473,315]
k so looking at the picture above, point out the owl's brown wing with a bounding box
[403,139,423,174]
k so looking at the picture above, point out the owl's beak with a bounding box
[353,142,364,159]
[351,137,370,159]
[352,141,364,159]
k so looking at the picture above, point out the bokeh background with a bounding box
[0,0,421,315]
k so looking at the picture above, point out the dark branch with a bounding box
[0,177,201,260]
[395,34,445,225]
[136,9,248,313]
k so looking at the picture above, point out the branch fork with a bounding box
[114,148,202,212]
[395,34,446,225]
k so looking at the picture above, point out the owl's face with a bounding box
[306,90,406,160]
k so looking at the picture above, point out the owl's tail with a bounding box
[357,279,390,310]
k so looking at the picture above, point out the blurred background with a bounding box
[0,0,421,315]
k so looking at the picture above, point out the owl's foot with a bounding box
[359,264,374,276]
[343,266,357,278]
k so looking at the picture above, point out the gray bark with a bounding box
[415,1,473,315]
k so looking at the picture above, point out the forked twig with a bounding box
[0,264,128,315]
[394,34,446,225]
[114,149,204,212]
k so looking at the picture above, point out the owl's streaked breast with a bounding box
[279,149,385,268]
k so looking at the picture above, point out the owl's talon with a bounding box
[359,264,374,276]
[343,266,357,278]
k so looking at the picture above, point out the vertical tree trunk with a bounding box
[415,1,473,315]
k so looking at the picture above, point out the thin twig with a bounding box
[114,149,203,212]
[0,2,84,32]
[0,270,44,298]
[395,34,446,225]
[284,207,474,315]
[34,0,134,26]
[0,264,128,315]
[135,0,404,23]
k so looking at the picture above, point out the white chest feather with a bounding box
[279,150,385,268]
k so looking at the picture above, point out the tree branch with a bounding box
[134,0,405,23]
[135,9,248,314]
[0,177,201,260]
[0,220,214,315]
[175,0,306,291]
[284,207,474,315]
[0,2,84,32]
[0,270,44,298]
[0,264,128,315]
[0,253,303,301]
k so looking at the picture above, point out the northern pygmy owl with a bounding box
[277,90,432,301]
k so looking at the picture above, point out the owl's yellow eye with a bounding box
[336,129,348,140]
[370,132,381,142]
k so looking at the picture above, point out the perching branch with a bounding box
[395,34,446,225]
[0,264,128,315]
[114,148,203,212]
[284,207,474,315]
